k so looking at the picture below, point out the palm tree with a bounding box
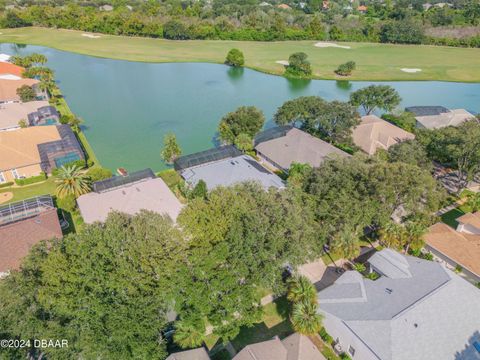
[404,221,427,254]
[290,300,323,335]
[465,192,480,212]
[55,165,91,198]
[332,227,360,260]
[174,316,205,349]
[287,275,317,305]
[379,221,404,250]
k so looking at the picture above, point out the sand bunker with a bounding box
[82,33,101,39]
[276,60,289,66]
[314,42,351,49]
[401,68,422,73]
[0,192,13,204]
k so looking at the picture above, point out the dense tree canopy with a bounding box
[417,120,480,190]
[349,85,402,115]
[303,155,445,256]
[274,96,360,144]
[176,183,322,340]
[218,106,265,144]
[0,212,185,359]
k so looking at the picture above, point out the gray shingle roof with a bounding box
[166,348,210,360]
[318,249,480,360]
[180,155,285,190]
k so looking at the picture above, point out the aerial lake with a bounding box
[1,43,480,171]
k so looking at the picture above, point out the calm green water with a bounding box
[1,43,479,171]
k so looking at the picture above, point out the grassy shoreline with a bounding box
[1,27,480,82]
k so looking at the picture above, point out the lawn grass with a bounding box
[1,27,480,82]
[157,169,187,203]
[440,204,474,228]
[230,297,293,352]
[0,177,57,203]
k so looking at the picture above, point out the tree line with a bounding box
[1,0,480,47]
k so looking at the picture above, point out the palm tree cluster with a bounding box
[287,275,323,336]
[379,220,427,254]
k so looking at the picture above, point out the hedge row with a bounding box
[14,172,47,186]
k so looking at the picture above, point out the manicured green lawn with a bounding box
[0,177,57,203]
[1,27,480,82]
[441,208,466,228]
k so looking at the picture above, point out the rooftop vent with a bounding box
[385,288,393,294]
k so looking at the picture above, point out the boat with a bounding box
[117,167,128,176]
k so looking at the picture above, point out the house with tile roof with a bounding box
[0,125,84,184]
[424,217,480,283]
[233,333,325,360]
[405,106,475,129]
[77,169,183,224]
[352,115,415,155]
[0,78,41,103]
[254,127,349,171]
[0,61,25,80]
[0,195,62,277]
[317,249,480,360]
[166,347,210,360]
[0,100,51,131]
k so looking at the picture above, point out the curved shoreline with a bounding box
[1,27,480,83]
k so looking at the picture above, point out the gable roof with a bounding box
[180,155,285,190]
[77,176,183,223]
[457,211,480,229]
[0,62,25,77]
[0,125,61,170]
[0,207,62,273]
[0,100,50,130]
[0,78,39,102]
[234,338,288,360]
[406,106,474,129]
[352,115,415,155]
[318,249,480,360]
[166,348,210,360]
[424,222,480,277]
[255,128,348,170]
[282,333,326,360]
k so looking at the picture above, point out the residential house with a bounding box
[0,125,84,183]
[277,3,292,10]
[175,146,284,191]
[424,216,480,282]
[357,5,368,12]
[166,348,211,360]
[0,100,51,131]
[422,3,433,10]
[0,78,41,103]
[233,333,325,360]
[0,195,62,277]
[352,115,415,155]
[0,54,11,63]
[77,169,183,224]
[0,61,25,80]
[317,248,480,360]
[405,105,475,129]
[254,126,348,172]
[27,105,60,126]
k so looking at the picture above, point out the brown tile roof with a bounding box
[0,78,39,102]
[0,208,62,273]
[456,211,480,229]
[255,128,349,170]
[0,62,25,77]
[0,125,61,171]
[352,115,415,155]
[424,222,480,277]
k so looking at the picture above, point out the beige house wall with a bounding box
[0,163,43,183]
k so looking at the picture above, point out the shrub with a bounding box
[0,181,14,188]
[16,85,36,102]
[285,52,312,78]
[455,264,463,273]
[86,167,113,182]
[365,272,380,280]
[189,180,208,200]
[57,194,76,212]
[319,327,334,344]
[335,61,356,76]
[14,173,47,186]
[225,48,245,67]
[353,262,366,273]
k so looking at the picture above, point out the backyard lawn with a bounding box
[1,27,480,82]
[0,177,57,203]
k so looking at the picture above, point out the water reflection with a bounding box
[286,78,311,93]
[336,80,352,91]
[227,66,244,82]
